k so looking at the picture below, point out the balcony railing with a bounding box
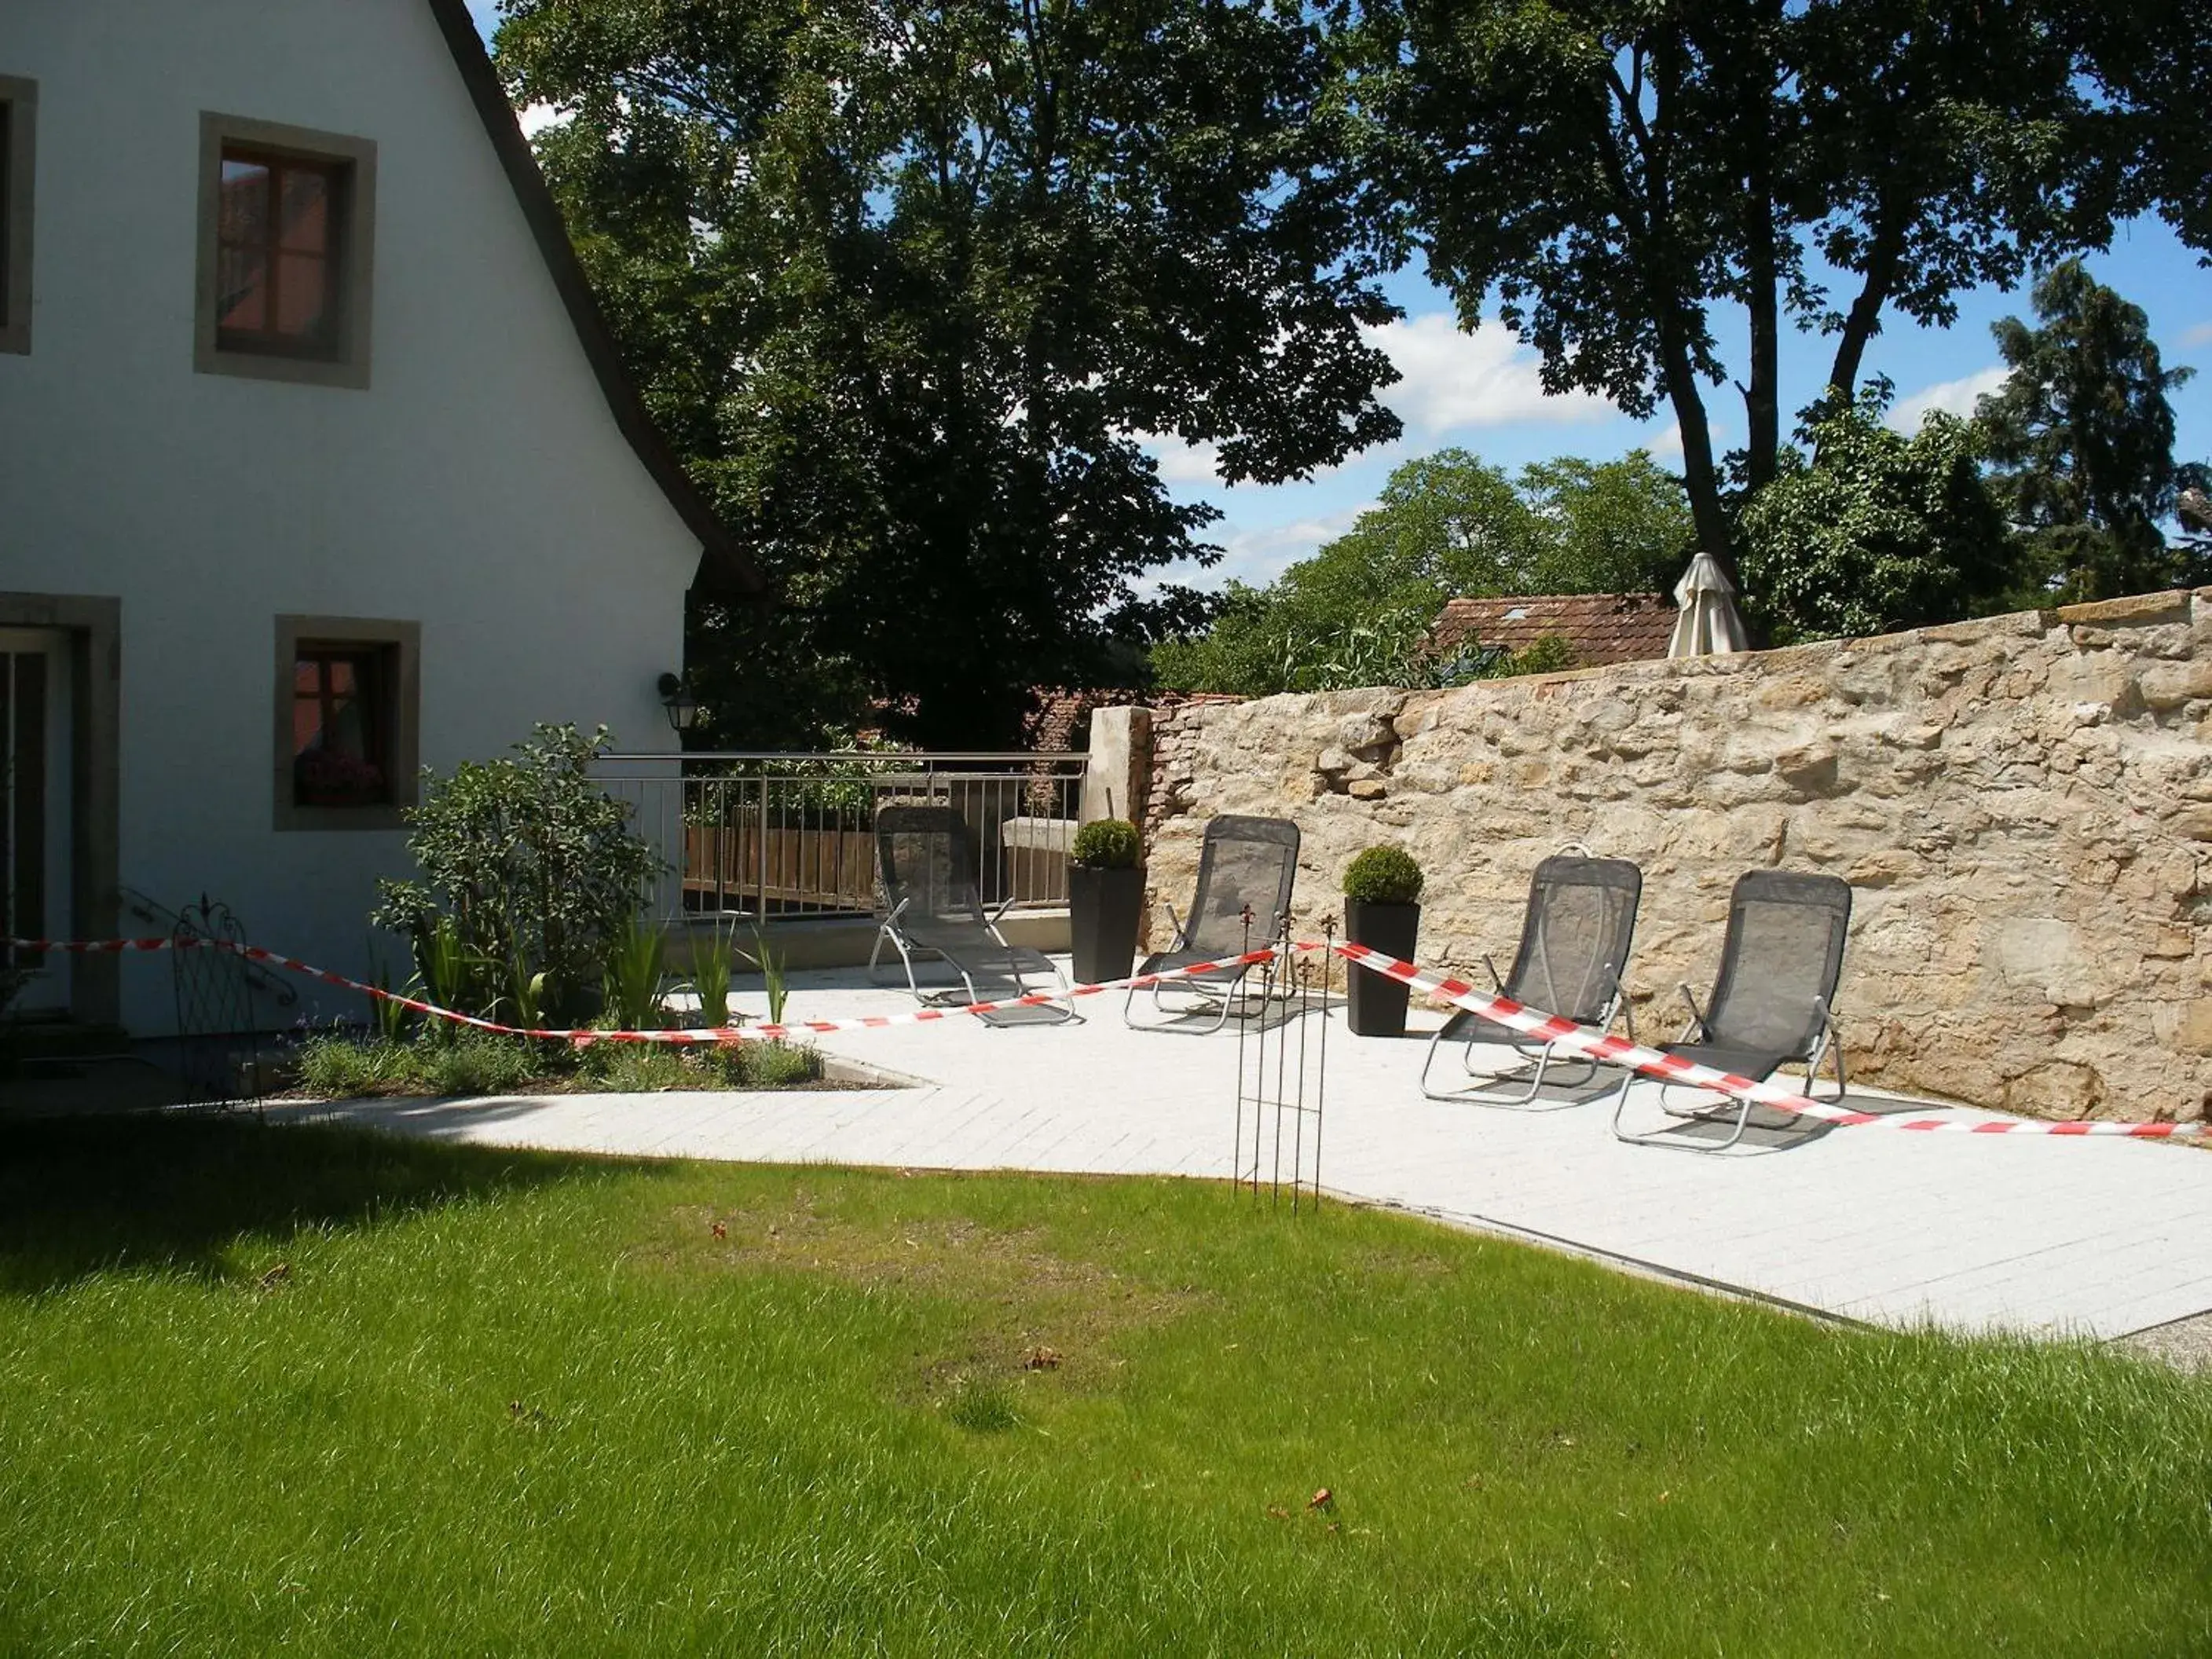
[595,751,1088,925]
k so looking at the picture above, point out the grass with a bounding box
[288,1030,822,1098]
[2,1116,2208,1656]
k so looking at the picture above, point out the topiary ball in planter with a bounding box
[1069,818,1144,987]
[1071,818,1141,870]
[1342,845,1423,1038]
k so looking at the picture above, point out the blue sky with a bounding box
[471,2,2211,591]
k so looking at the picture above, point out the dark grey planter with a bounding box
[1069,864,1146,988]
[1344,899,1420,1037]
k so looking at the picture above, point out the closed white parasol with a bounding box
[1667,551,1748,657]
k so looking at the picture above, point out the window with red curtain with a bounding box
[291,648,393,808]
[217,148,344,356]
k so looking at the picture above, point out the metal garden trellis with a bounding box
[1231,909,1332,1212]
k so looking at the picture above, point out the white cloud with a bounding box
[1647,423,1683,461]
[517,101,570,139]
[2180,321,2212,350]
[1133,313,1608,489]
[1364,313,1613,434]
[1888,365,2008,432]
[1144,435,1224,485]
[1207,509,1370,588]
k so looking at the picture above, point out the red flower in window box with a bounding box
[295,747,388,807]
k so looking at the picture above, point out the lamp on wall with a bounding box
[657,672,700,735]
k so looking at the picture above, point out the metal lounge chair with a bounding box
[1419,852,1643,1104]
[1124,814,1300,1034]
[1611,870,1852,1149]
[869,804,1073,1026]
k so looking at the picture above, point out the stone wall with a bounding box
[1139,589,2212,1124]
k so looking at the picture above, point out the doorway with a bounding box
[1,627,74,1013]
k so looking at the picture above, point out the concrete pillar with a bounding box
[1080,705,1151,826]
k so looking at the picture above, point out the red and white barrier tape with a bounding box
[1334,941,2208,1141]
[2,933,1280,1046]
[11,932,2204,1140]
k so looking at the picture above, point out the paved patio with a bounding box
[287,960,2212,1342]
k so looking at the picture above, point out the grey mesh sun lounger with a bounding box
[1420,853,1643,1105]
[869,804,1073,1027]
[1124,814,1299,1034]
[1611,869,1852,1149]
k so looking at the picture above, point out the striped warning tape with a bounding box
[10,932,2204,1139]
[1335,941,2208,1141]
[3,933,1280,1046]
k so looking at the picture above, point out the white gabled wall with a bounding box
[0,0,701,1030]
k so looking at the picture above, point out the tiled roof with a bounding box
[1430,593,1675,668]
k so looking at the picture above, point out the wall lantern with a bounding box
[657,672,701,735]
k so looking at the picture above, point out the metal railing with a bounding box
[595,751,1089,925]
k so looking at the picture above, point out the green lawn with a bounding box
[2,1117,2207,1656]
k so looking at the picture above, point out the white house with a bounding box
[0,0,765,1035]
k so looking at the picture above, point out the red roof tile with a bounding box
[1430,593,1675,668]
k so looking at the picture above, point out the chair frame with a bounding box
[1419,954,1639,1105]
[1611,870,1852,1151]
[867,804,1073,1024]
[1418,851,1643,1107]
[1124,815,1299,1035]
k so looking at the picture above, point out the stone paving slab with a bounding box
[284,961,2211,1340]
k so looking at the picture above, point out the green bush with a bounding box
[1071,818,1141,870]
[736,1039,820,1087]
[1342,845,1424,906]
[602,916,668,1032]
[373,724,661,1023]
[290,1027,822,1099]
[690,925,736,1029]
[293,1034,401,1098]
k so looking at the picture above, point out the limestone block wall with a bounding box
[1140,590,2212,1124]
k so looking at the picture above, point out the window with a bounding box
[273,617,419,831]
[0,75,35,356]
[217,149,345,357]
[292,647,394,807]
[197,115,375,389]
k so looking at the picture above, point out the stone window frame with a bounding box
[0,75,36,356]
[273,615,419,833]
[196,113,377,390]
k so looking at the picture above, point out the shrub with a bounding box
[423,1035,540,1098]
[602,916,668,1032]
[293,1033,400,1098]
[690,925,736,1029]
[579,1042,694,1093]
[1071,818,1141,870]
[742,925,790,1025]
[737,1039,820,1087]
[1342,845,1424,906]
[287,1028,821,1098]
[373,723,661,1023]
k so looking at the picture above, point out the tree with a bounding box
[1517,453,1698,595]
[372,725,662,1022]
[1360,0,2144,587]
[1149,446,1690,692]
[1975,260,2200,602]
[1736,387,2020,643]
[1248,446,1689,623]
[495,0,1401,747]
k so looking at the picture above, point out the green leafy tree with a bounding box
[1975,260,2201,602]
[1517,454,1697,595]
[1151,447,1686,692]
[1360,0,2152,588]
[495,0,1401,747]
[373,725,662,1022]
[1737,387,2019,643]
